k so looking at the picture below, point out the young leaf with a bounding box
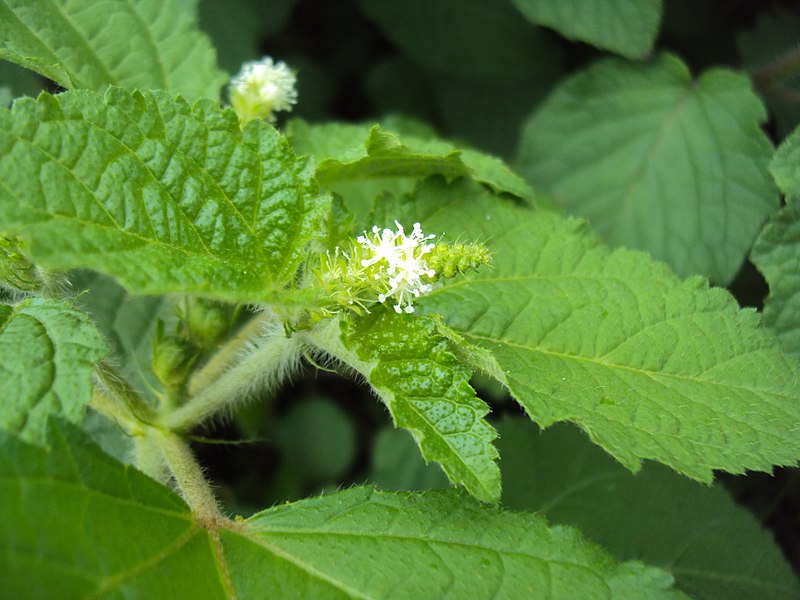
[516,53,778,284]
[497,418,800,600]
[0,0,226,100]
[0,298,107,444]
[288,120,535,201]
[309,312,501,503]
[408,177,800,482]
[0,421,688,598]
[510,0,663,59]
[0,88,329,303]
[751,203,800,358]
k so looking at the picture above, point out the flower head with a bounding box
[357,222,436,314]
[229,57,297,124]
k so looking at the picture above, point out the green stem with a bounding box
[161,322,303,431]
[187,311,275,397]
[153,428,221,520]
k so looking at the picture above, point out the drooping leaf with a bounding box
[751,203,800,358]
[309,312,501,503]
[0,298,107,444]
[516,53,778,284]
[356,0,558,84]
[0,0,226,100]
[400,177,800,483]
[497,418,800,600]
[289,120,535,199]
[0,88,329,303]
[0,421,688,599]
[510,0,663,59]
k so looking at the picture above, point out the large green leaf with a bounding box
[510,0,663,59]
[395,177,800,482]
[0,421,688,599]
[0,0,225,100]
[497,418,800,600]
[516,53,777,284]
[309,312,501,503]
[0,298,107,444]
[0,88,329,303]
[751,203,800,358]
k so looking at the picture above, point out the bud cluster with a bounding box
[229,57,298,124]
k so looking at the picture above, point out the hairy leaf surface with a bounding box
[516,54,777,284]
[0,298,107,444]
[510,0,663,59]
[0,88,329,302]
[311,312,501,503]
[0,421,687,599]
[399,178,800,482]
[0,0,225,100]
[497,418,800,600]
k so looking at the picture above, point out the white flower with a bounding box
[357,222,436,313]
[229,57,297,123]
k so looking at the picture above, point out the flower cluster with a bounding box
[229,57,297,124]
[309,221,490,320]
[356,222,437,314]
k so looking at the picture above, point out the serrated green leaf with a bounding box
[516,53,778,284]
[510,0,663,59]
[751,203,800,358]
[400,177,800,482]
[287,119,535,219]
[309,312,501,503]
[0,420,688,599]
[357,0,558,84]
[0,0,226,100]
[497,418,800,600]
[0,88,329,303]
[0,298,107,444]
[244,487,687,600]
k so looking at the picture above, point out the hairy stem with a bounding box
[154,429,221,520]
[187,311,276,396]
[161,322,303,431]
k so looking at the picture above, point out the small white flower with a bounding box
[229,57,298,123]
[357,221,436,314]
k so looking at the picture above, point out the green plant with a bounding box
[1,1,800,598]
